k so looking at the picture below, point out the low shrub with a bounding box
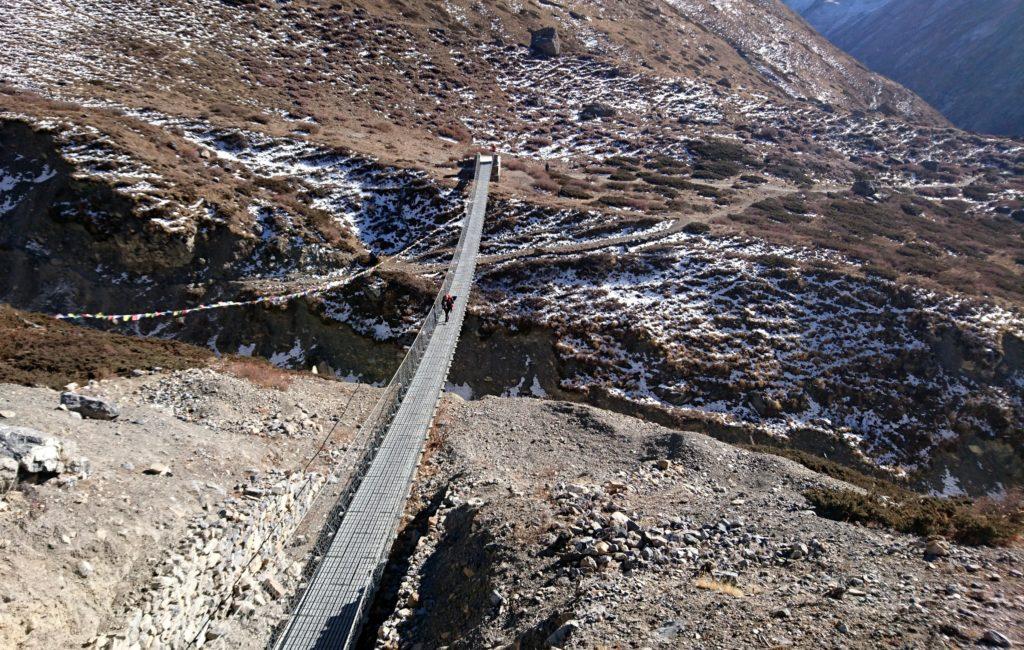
[650,155,690,175]
[437,123,471,143]
[605,155,641,172]
[558,184,593,200]
[639,172,696,190]
[596,195,654,210]
[766,158,812,186]
[803,488,1022,546]
[532,177,560,193]
[220,358,294,390]
[603,181,633,191]
[744,445,1024,546]
[688,138,751,163]
[963,183,996,201]
[693,160,740,180]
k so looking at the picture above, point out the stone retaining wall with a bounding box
[91,470,325,649]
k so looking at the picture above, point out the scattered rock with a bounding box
[204,625,227,641]
[0,410,15,419]
[545,619,580,647]
[787,543,809,560]
[489,589,504,607]
[982,630,1013,647]
[1,424,66,483]
[579,102,617,121]
[1,457,18,492]
[609,511,631,527]
[143,463,173,477]
[234,600,257,617]
[852,178,880,198]
[262,576,286,600]
[925,536,950,558]
[76,560,94,578]
[825,585,847,599]
[60,392,120,420]
[604,480,627,494]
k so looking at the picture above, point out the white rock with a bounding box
[76,560,95,578]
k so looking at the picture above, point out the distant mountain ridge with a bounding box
[784,0,1024,137]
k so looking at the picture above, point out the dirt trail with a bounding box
[390,178,844,277]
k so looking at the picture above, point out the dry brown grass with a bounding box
[694,576,745,597]
[725,190,1024,306]
[437,123,471,143]
[0,305,211,389]
[219,357,294,390]
[747,446,1024,547]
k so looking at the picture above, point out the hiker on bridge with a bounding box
[442,293,457,322]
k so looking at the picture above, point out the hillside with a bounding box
[1,0,1022,496]
[1,0,1023,647]
[0,339,1020,648]
[785,0,1024,137]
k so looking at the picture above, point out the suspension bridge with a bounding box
[272,154,494,649]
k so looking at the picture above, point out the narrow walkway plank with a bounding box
[275,156,493,650]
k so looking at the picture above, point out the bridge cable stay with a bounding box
[270,155,493,650]
[185,380,368,647]
[178,169,482,648]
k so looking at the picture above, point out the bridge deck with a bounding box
[275,157,492,649]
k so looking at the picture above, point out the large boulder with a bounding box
[530,27,560,58]
[852,178,880,198]
[579,102,617,121]
[1,425,66,489]
[61,392,120,420]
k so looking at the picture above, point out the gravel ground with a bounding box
[0,369,376,649]
[132,367,364,438]
[377,395,1024,649]
[2,374,1020,649]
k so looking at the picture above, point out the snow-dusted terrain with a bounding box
[0,0,1021,496]
[476,231,1023,494]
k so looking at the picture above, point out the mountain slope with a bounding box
[1,2,1024,647]
[786,0,1024,137]
[1,0,1022,498]
[1,0,945,162]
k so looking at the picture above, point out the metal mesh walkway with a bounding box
[274,156,493,650]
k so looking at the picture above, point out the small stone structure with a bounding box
[530,27,560,58]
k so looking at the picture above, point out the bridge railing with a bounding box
[267,155,486,647]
